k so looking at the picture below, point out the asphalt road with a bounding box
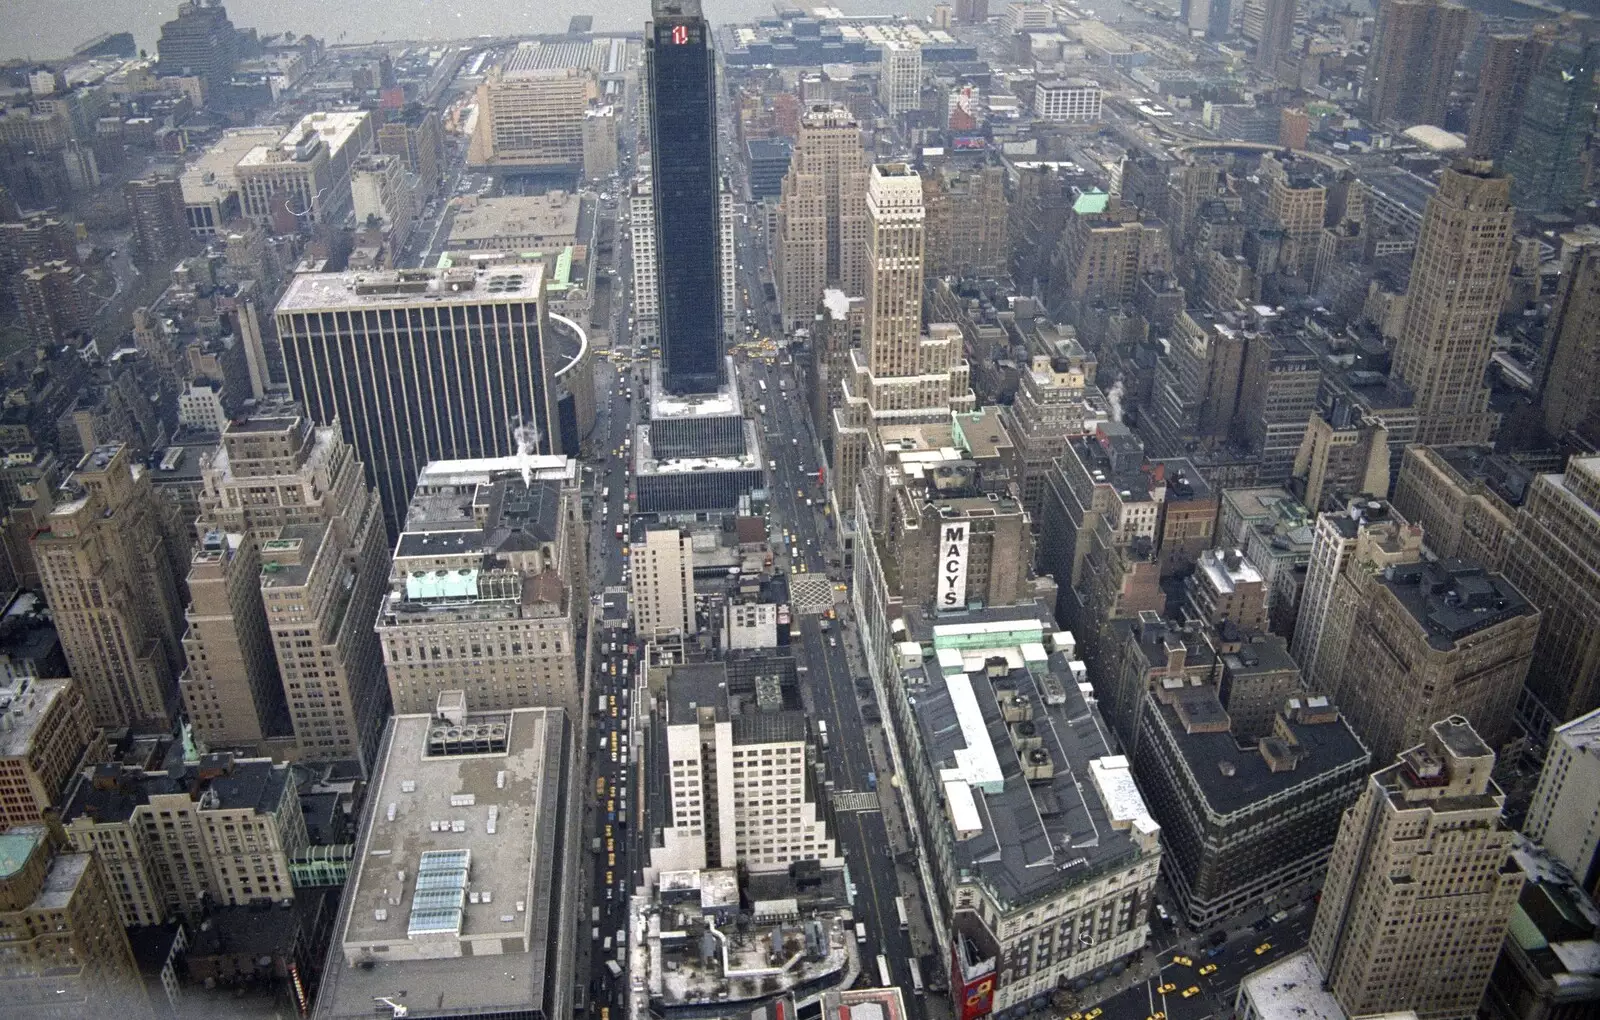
[1081,906,1314,1019]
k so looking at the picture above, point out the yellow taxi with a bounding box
[1085,1010,1102,1020]
[1182,986,1200,998]
[1254,942,1272,955]
[607,838,615,853]
[1157,982,1177,994]
[605,824,613,839]
[605,870,613,885]
[1172,955,1192,966]
[1198,963,1218,976]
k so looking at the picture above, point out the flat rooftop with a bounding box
[179,126,284,203]
[900,603,1156,909]
[238,110,371,167]
[317,706,567,1019]
[1379,561,1536,650]
[1239,949,1347,1020]
[1153,691,1369,817]
[449,194,582,248]
[0,676,71,759]
[275,264,546,313]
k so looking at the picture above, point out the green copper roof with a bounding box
[1073,190,1109,214]
[0,829,43,880]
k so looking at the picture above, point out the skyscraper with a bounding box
[1539,243,1600,442]
[32,444,188,730]
[1254,0,1296,77]
[1504,34,1600,214]
[1365,0,1471,127]
[1466,32,1551,161]
[274,265,574,533]
[632,526,697,639]
[1390,162,1515,445]
[776,105,868,331]
[646,0,725,395]
[155,1,238,95]
[1523,707,1600,893]
[1309,717,1524,1019]
[122,174,189,267]
[877,40,923,116]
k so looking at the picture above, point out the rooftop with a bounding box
[1152,691,1369,817]
[900,603,1157,909]
[179,126,284,203]
[318,706,567,1019]
[448,194,582,248]
[275,265,546,313]
[62,753,296,827]
[0,676,71,759]
[1239,949,1349,1020]
[1378,561,1536,650]
[238,110,370,167]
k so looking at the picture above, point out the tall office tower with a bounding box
[155,1,238,94]
[0,677,95,832]
[1390,162,1515,445]
[1540,244,1600,442]
[261,513,390,767]
[1505,34,1600,214]
[275,265,576,533]
[776,105,868,331]
[1365,0,1471,127]
[921,159,1010,279]
[954,0,990,23]
[1291,499,1420,690]
[832,164,975,516]
[62,753,309,927]
[17,261,90,346]
[122,175,189,267]
[377,105,447,195]
[1309,718,1524,1019]
[1524,707,1600,893]
[1327,560,1537,766]
[33,445,186,730]
[1259,152,1327,278]
[1253,0,1296,76]
[877,40,923,116]
[193,413,387,765]
[633,526,697,639]
[1183,0,1233,39]
[1048,194,1171,317]
[235,111,375,228]
[376,455,585,716]
[998,324,1100,522]
[719,179,737,343]
[629,172,660,342]
[651,661,838,874]
[468,65,591,172]
[0,823,145,1017]
[1466,33,1551,161]
[179,531,285,749]
[646,0,725,395]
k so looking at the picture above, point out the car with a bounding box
[607,838,615,852]
[1254,942,1272,955]
[1157,982,1176,994]
[1198,963,1217,976]
[1172,955,1192,966]
[1085,1010,1102,1020]
[1182,987,1200,999]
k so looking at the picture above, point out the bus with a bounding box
[615,524,624,540]
[895,896,910,931]
[758,379,768,393]
[908,956,925,996]
[876,954,892,988]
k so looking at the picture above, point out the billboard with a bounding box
[951,135,988,150]
[937,521,970,609]
[951,936,997,1020]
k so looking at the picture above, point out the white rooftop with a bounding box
[1089,756,1158,837]
[276,265,546,312]
[943,670,1005,794]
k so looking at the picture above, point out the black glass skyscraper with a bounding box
[646,0,726,395]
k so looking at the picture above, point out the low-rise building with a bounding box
[446,192,582,251]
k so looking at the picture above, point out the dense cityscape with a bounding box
[0,1,1596,1019]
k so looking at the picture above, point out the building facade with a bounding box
[1364,0,1471,127]
[633,526,696,639]
[274,266,571,534]
[1308,718,1524,1019]
[776,105,868,332]
[376,455,585,716]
